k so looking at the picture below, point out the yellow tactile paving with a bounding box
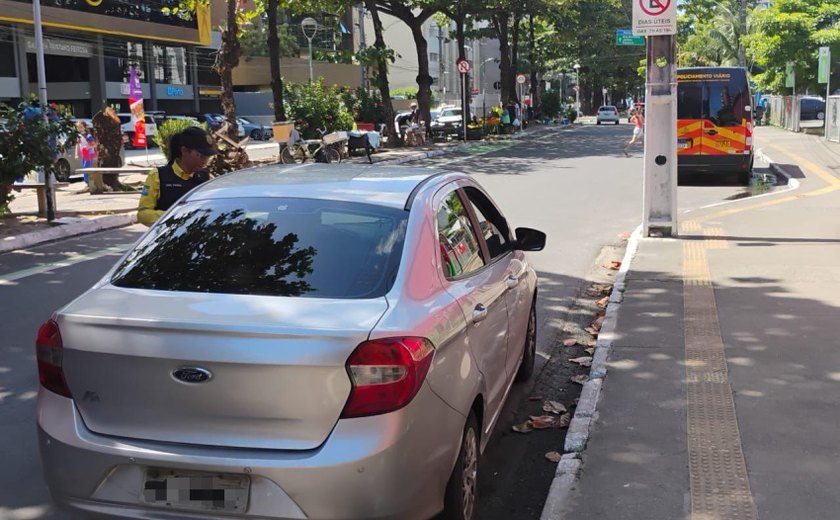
[683,229,758,520]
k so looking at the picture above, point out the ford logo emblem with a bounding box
[172,367,212,384]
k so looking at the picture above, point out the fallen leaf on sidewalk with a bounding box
[512,421,533,433]
[584,327,599,337]
[570,356,593,367]
[591,315,605,332]
[618,231,631,240]
[543,400,567,414]
[563,338,578,347]
[583,338,596,347]
[530,415,560,429]
[586,283,612,296]
[558,412,572,428]
[596,296,610,308]
[607,260,622,270]
[571,374,590,385]
[545,451,562,463]
[585,347,595,356]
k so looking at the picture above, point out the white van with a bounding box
[117,113,158,148]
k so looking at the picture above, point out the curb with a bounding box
[0,213,137,254]
[540,224,642,520]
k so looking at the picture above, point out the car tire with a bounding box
[614,120,619,125]
[54,159,71,182]
[250,129,261,140]
[441,412,479,520]
[515,302,536,383]
[596,120,601,125]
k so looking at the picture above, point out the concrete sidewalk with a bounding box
[0,123,560,254]
[543,127,840,519]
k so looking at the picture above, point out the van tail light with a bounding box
[36,319,72,398]
[745,125,753,151]
[341,337,434,418]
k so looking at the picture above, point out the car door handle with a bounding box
[705,129,718,135]
[472,304,488,324]
[505,275,520,290]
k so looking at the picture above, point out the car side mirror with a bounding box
[514,227,546,252]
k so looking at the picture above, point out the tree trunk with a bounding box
[378,2,434,132]
[267,0,285,122]
[365,0,399,146]
[529,14,538,114]
[511,8,520,104]
[214,0,241,142]
[455,15,471,127]
[493,13,513,105]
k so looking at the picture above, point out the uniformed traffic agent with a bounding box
[137,127,216,226]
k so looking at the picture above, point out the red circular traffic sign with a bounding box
[639,0,671,16]
[516,74,527,84]
[456,59,472,74]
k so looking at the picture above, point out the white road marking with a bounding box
[0,245,130,285]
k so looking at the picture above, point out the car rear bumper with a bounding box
[38,383,465,520]
[678,153,752,174]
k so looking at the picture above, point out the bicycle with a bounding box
[280,128,342,164]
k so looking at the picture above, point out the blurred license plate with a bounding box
[143,469,249,512]
[678,139,691,149]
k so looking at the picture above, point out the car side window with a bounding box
[437,191,485,278]
[463,187,511,260]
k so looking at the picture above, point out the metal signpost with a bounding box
[32,0,55,221]
[457,58,472,142]
[633,0,677,237]
[517,74,527,127]
[819,47,831,140]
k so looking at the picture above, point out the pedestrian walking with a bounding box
[624,108,645,156]
[137,127,216,226]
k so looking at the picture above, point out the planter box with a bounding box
[466,128,483,140]
[272,121,295,142]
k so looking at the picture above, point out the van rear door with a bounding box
[703,73,751,157]
[677,81,704,155]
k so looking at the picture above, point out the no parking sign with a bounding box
[632,0,676,36]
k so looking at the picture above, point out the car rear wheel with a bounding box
[442,412,479,520]
[54,159,72,182]
[596,120,601,125]
[250,129,262,140]
[515,302,536,383]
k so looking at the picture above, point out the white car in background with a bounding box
[596,105,620,125]
[117,113,158,149]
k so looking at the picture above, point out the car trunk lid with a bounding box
[58,285,387,450]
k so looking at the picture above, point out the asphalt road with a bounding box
[0,122,770,519]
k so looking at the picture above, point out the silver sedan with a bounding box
[36,164,545,520]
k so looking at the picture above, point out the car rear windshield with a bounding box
[111,198,409,299]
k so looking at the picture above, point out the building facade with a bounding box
[0,0,213,117]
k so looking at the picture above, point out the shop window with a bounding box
[27,54,90,82]
[154,45,191,85]
[0,42,15,77]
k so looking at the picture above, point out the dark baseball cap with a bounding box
[179,127,217,156]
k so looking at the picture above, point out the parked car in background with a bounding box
[596,105,620,125]
[800,96,826,128]
[431,106,463,139]
[37,164,545,520]
[163,115,200,126]
[237,117,268,140]
[188,113,246,138]
[117,113,158,149]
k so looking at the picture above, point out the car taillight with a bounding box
[36,319,72,398]
[341,337,434,418]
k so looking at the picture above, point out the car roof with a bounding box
[186,164,466,210]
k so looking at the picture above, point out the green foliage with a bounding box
[283,79,356,139]
[241,23,300,59]
[340,87,386,124]
[746,0,840,94]
[313,49,355,64]
[541,90,562,118]
[0,99,78,214]
[153,119,211,163]
[390,87,418,99]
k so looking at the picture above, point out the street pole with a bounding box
[462,72,467,142]
[642,34,678,237]
[573,63,581,118]
[301,18,318,84]
[33,0,55,222]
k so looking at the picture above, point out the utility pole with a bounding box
[438,24,445,103]
[634,1,678,237]
[33,0,55,222]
